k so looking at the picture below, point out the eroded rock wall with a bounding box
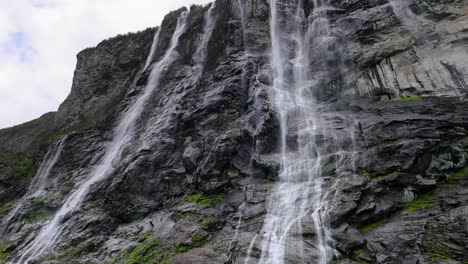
[0,0,466,263]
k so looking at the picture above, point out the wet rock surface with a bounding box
[0,0,467,263]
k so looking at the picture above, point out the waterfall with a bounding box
[255,0,335,263]
[193,2,216,67]
[0,135,68,236]
[15,11,189,264]
[388,0,427,42]
[227,203,245,258]
[244,234,258,264]
[236,0,248,47]
[143,27,160,71]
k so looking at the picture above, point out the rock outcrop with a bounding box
[0,0,466,264]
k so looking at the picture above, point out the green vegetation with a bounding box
[191,230,208,246]
[41,120,94,146]
[171,211,221,233]
[450,167,467,181]
[360,169,400,182]
[360,169,377,178]
[372,172,400,182]
[404,192,435,213]
[0,243,12,262]
[353,248,364,255]
[379,96,421,104]
[109,235,194,264]
[20,196,56,223]
[0,152,36,182]
[360,219,386,233]
[0,200,16,218]
[189,4,206,18]
[0,112,55,135]
[455,105,468,115]
[0,152,36,204]
[423,234,456,263]
[183,193,225,208]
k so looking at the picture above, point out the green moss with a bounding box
[0,200,16,218]
[450,167,467,181]
[191,231,208,247]
[353,248,364,255]
[183,193,225,208]
[361,169,377,178]
[189,4,205,18]
[0,152,36,182]
[423,235,456,263]
[109,235,193,264]
[379,96,421,104]
[361,219,386,233]
[360,169,400,182]
[456,104,467,112]
[0,243,12,262]
[20,197,56,223]
[405,192,435,213]
[42,121,94,146]
[440,183,455,188]
[371,172,400,182]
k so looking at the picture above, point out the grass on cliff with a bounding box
[423,233,458,263]
[0,152,36,189]
[0,243,11,262]
[450,167,467,181]
[376,96,421,104]
[0,200,17,218]
[182,193,225,208]
[109,232,201,264]
[41,120,94,146]
[404,192,435,213]
[360,219,386,233]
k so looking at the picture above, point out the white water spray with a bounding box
[143,28,161,71]
[15,12,189,263]
[0,136,68,236]
[255,0,335,263]
[244,234,258,264]
[236,0,248,47]
[388,0,427,41]
[194,3,216,67]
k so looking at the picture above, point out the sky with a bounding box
[0,0,212,129]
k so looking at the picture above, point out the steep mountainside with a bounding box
[0,0,467,263]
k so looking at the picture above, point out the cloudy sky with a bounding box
[0,0,212,129]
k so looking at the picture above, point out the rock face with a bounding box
[0,0,467,264]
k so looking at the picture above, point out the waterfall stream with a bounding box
[15,11,189,264]
[194,3,216,68]
[255,0,336,263]
[0,135,68,236]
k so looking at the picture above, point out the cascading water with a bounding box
[15,12,189,264]
[0,135,68,236]
[388,0,428,42]
[143,28,161,71]
[255,0,336,263]
[194,3,216,68]
[236,0,248,47]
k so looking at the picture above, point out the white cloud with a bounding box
[0,0,212,129]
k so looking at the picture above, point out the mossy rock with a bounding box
[182,193,225,208]
[376,96,421,104]
[109,236,192,264]
[360,219,386,233]
[404,192,436,213]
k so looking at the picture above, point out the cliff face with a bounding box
[0,0,467,264]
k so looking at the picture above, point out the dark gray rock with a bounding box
[0,0,467,264]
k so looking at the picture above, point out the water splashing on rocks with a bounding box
[15,12,189,263]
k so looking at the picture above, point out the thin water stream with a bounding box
[15,11,189,263]
[0,136,68,236]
